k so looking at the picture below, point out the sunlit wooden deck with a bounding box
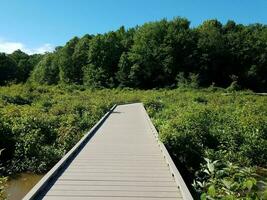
[23,103,193,200]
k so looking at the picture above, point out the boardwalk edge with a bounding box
[141,103,194,200]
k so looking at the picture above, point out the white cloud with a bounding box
[0,40,24,54]
[0,39,54,55]
[33,43,54,54]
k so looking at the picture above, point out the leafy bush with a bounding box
[1,95,32,105]
[144,99,164,116]
[194,158,267,200]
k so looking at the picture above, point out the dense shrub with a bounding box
[0,85,118,175]
[194,159,267,200]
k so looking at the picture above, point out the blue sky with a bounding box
[0,0,266,54]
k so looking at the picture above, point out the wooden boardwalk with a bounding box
[23,103,193,200]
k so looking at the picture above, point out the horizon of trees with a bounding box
[0,17,266,91]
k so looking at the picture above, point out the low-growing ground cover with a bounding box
[0,84,266,199]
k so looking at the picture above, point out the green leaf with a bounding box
[222,179,232,189]
[204,169,210,175]
[204,158,210,163]
[200,193,207,200]
[207,185,216,197]
[224,194,235,200]
[243,178,257,191]
[262,188,267,200]
[207,160,217,174]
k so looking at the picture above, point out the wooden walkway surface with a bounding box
[23,103,192,200]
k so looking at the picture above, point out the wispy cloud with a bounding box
[32,43,54,54]
[0,40,24,54]
[0,39,54,55]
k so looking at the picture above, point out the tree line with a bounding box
[1,17,267,91]
[0,51,42,85]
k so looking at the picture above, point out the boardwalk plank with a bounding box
[49,185,179,191]
[52,180,177,187]
[43,197,183,200]
[45,190,181,198]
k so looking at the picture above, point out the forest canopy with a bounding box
[0,17,267,91]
